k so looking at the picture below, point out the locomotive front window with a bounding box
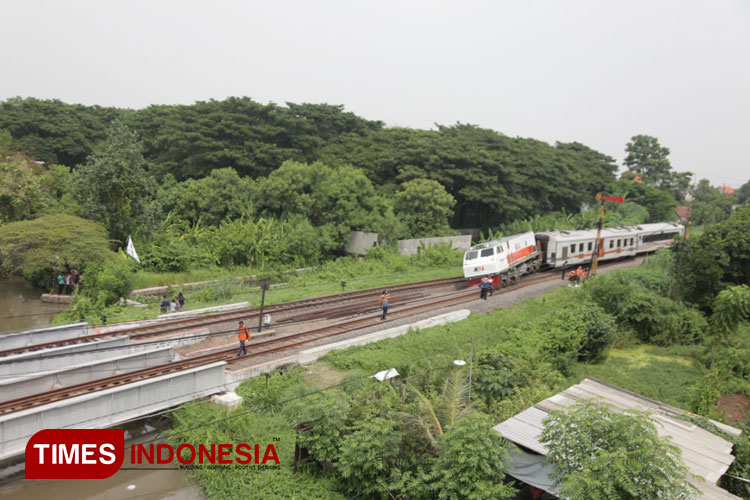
[465,251,478,260]
[480,248,494,257]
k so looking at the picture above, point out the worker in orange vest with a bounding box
[237,320,251,356]
[379,291,390,320]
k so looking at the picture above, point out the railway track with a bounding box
[0,271,560,415]
[0,258,636,415]
[0,276,464,357]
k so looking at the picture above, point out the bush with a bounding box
[584,269,707,347]
[577,302,616,363]
[81,255,137,306]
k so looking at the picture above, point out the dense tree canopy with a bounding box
[394,179,456,237]
[678,204,750,310]
[0,97,622,230]
[74,121,158,244]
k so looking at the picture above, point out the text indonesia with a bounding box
[25,429,279,479]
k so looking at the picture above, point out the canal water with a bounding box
[0,280,204,499]
[0,277,68,334]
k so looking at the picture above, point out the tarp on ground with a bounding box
[504,445,561,496]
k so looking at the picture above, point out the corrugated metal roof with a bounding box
[493,378,742,500]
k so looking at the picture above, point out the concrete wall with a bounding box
[298,309,471,364]
[0,347,174,402]
[346,231,379,256]
[0,337,131,377]
[397,235,472,256]
[0,362,226,460]
[0,323,88,351]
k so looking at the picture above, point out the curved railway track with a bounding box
[0,276,464,358]
[0,271,561,415]
[0,258,635,415]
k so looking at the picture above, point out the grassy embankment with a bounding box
[54,246,464,326]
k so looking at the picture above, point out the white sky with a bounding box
[1,0,748,187]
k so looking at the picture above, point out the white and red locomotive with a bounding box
[463,222,684,287]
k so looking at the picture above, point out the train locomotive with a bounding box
[464,222,684,287]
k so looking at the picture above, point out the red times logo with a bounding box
[25,428,281,478]
[25,429,125,479]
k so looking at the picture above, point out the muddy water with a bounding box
[0,277,68,334]
[0,468,203,500]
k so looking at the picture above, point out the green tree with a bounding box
[394,178,456,237]
[540,400,697,500]
[161,167,256,226]
[257,160,384,251]
[432,412,516,500]
[691,179,733,225]
[0,152,46,222]
[74,121,158,244]
[606,179,678,221]
[737,178,750,205]
[0,214,114,287]
[624,135,673,187]
[679,204,750,309]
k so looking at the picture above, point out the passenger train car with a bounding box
[463,222,684,286]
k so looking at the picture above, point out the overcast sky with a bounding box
[1,0,748,187]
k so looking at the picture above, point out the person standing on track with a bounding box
[480,277,492,300]
[237,320,250,356]
[379,291,390,320]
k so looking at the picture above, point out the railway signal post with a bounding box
[589,192,624,277]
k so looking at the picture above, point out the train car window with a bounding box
[579,243,584,252]
[496,246,504,254]
[630,238,634,246]
[480,248,494,257]
[587,242,592,251]
[570,244,575,254]
[609,240,614,249]
[617,239,621,247]
[642,232,679,243]
[465,251,478,260]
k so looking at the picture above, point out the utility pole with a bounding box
[589,192,605,277]
[588,192,624,277]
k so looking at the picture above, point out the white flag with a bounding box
[126,235,141,263]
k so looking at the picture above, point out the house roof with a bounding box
[493,378,742,500]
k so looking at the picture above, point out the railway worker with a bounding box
[573,266,584,284]
[561,260,568,280]
[379,291,390,320]
[480,277,492,300]
[237,320,251,356]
